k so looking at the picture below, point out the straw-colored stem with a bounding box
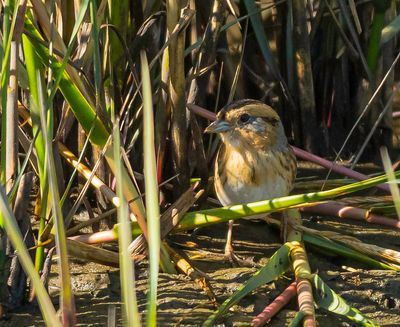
[289,242,316,327]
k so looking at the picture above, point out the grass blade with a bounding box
[0,186,61,327]
[21,29,50,272]
[113,117,140,326]
[141,50,160,327]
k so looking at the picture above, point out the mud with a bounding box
[4,210,400,326]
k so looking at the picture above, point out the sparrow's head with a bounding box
[205,99,287,150]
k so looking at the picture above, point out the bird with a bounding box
[205,99,297,264]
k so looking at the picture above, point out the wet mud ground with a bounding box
[5,212,400,326]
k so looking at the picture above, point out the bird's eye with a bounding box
[239,113,251,123]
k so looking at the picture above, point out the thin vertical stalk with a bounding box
[141,51,160,327]
[0,2,27,309]
[1,0,19,189]
[90,0,103,110]
[187,0,226,190]
[0,0,15,311]
[0,0,11,185]
[292,0,318,152]
[5,0,27,191]
[285,0,295,95]
[166,0,190,196]
[90,0,108,211]
[21,24,49,273]
[113,118,140,326]
[367,1,391,73]
[37,73,76,326]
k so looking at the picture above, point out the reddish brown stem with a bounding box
[252,282,297,327]
[291,146,390,193]
[301,202,400,228]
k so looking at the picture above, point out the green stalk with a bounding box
[176,170,398,231]
[141,51,160,327]
[113,117,140,326]
[36,72,76,326]
[21,32,48,272]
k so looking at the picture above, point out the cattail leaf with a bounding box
[203,244,291,326]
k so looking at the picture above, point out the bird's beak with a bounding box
[204,120,231,133]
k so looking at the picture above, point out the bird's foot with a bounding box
[224,245,256,267]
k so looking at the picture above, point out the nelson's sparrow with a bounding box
[205,99,297,263]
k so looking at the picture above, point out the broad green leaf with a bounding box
[203,244,291,326]
[312,275,378,327]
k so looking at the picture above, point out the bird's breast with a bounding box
[214,147,295,206]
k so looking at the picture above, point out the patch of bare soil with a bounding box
[4,213,400,326]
